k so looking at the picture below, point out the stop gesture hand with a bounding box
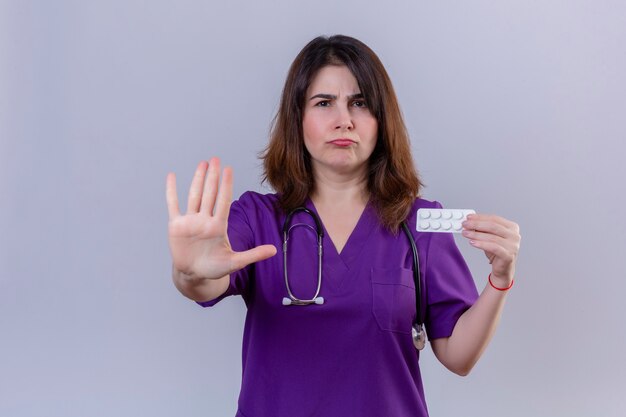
[165,157,277,281]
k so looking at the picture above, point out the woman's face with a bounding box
[302,65,378,178]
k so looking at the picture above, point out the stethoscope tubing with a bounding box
[282,206,425,349]
[282,207,324,306]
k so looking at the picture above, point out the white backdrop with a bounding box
[1,1,625,416]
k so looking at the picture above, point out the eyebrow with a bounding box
[309,93,364,101]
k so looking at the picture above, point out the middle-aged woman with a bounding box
[166,35,521,417]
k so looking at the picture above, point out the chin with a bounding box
[320,158,366,175]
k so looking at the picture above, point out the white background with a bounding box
[1,1,625,416]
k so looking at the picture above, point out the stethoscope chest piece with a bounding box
[412,323,426,351]
[282,296,325,306]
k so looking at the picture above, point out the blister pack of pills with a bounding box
[416,208,475,233]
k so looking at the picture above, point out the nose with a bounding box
[334,104,354,130]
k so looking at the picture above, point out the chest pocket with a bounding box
[370,267,416,335]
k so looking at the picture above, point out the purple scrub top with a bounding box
[198,192,478,417]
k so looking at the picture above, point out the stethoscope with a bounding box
[281,207,426,350]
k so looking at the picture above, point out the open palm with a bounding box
[166,158,276,280]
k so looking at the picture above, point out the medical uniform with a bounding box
[198,191,478,417]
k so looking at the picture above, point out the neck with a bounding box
[310,168,369,208]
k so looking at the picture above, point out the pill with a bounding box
[416,208,476,233]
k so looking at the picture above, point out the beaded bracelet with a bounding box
[488,273,514,291]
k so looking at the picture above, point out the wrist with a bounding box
[488,273,514,291]
[173,265,205,283]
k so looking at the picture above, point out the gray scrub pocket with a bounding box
[370,267,416,335]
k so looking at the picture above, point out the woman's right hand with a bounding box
[165,157,277,281]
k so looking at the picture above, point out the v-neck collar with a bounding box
[304,197,377,291]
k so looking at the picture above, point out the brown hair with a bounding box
[261,35,423,233]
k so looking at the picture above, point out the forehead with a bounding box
[307,65,360,95]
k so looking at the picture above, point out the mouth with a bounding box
[329,139,356,147]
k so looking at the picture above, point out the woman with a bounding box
[165,35,520,417]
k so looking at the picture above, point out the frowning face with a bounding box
[302,65,378,178]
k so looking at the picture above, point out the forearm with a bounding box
[431,276,511,376]
[172,264,230,302]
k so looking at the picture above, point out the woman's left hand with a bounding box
[461,214,521,286]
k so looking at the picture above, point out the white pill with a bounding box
[416,208,475,233]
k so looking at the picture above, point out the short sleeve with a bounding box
[423,202,479,340]
[196,196,255,307]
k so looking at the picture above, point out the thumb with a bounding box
[231,244,277,271]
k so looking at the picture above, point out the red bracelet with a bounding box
[488,273,514,291]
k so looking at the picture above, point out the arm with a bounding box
[431,276,510,376]
[431,214,520,376]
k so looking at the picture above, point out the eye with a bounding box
[314,100,331,107]
[352,99,367,108]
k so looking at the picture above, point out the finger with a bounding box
[186,161,209,214]
[463,230,520,255]
[463,232,516,257]
[166,172,181,220]
[214,166,233,222]
[468,234,519,266]
[230,244,277,271]
[462,229,508,245]
[463,218,514,240]
[467,213,519,232]
[468,239,516,264]
[200,157,220,215]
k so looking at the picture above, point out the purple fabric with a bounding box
[198,192,478,417]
